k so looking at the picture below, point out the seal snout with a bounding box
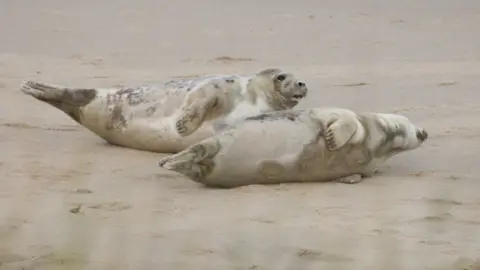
[416,129,428,142]
[292,81,308,100]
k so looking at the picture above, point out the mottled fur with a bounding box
[20,68,308,153]
[158,107,428,187]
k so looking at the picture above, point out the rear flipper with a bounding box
[158,138,221,183]
[20,81,97,106]
[20,80,97,123]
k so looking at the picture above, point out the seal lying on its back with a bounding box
[158,107,428,188]
[20,68,308,153]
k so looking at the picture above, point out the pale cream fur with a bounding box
[20,68,308,153]
[158,107,428,187]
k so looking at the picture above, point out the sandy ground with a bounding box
[1,0,480,269]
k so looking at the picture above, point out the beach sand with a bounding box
[0,0,479,269]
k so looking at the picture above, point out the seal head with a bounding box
[256,68,308,109]
[374,113,428,155]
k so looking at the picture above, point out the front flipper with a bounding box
[334,174,363,184]
[174,80,226,137]
[324,113,359,151]
[334,168,379,184]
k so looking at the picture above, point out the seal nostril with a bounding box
[416,130,428,141]
[297,82,305,87]
[416,131,422,141]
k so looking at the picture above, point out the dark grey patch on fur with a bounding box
[33,88,96,109]
[62,88,97,106]
[42,89,96,124]
[36,98,82,124]
[245,110,306,122]
[21,81,98,125]
[115,87,146,106]
[165,79,194,92]
[66,107,85,124]
[146,105,157,116]
[106,106,127,131]
[41,99,84,124]
[165,76,217,92]
[213,83,220,89]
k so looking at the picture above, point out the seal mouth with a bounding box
[291,94,305,102]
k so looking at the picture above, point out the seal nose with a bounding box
[416,129,428,142]
[297,81,306,87]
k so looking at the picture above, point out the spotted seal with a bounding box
[20,68,308,153]
[158,107,428,187]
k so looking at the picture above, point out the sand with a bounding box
[1,0,479,269]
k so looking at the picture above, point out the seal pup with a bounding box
[158,107,428,188]
[20,68,308,153]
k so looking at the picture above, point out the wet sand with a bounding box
[1,0,480,269]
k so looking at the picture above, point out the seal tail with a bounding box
[20,80,97,106]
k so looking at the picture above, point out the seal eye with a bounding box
[276,75,286,81]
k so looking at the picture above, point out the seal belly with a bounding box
[296,144,372,183]
[205,120,373,185]
[206,120,315,186]
[77,87,191,152]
